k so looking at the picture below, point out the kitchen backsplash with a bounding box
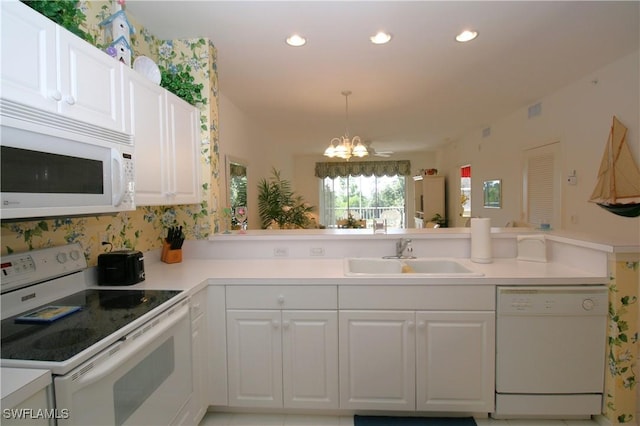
[1,1,221,265]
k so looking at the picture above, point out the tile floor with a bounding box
[200,412,602,426]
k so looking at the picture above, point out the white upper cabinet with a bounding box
[1,1,125,133]
[165,91,201,205]
[125,68,201,206]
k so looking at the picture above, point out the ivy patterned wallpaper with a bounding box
[604,256,639,424]
[0,1,220,266]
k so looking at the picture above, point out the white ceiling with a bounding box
[125,1,639,155]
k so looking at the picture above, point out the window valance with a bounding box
[229,163,247,177]
[315,160,411,179]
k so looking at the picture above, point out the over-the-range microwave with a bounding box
[1,101,136,219]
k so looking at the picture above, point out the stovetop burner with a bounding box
[1,289,181,363]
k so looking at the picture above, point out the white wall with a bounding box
[219,93,299,229]
[219,50,639,238]
[218,93,262,229]
[438,50,640,242]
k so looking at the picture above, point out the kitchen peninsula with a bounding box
[125,228,636,423]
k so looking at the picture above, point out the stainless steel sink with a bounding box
[344,258,484,277]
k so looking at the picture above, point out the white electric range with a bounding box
[1,243,192,426]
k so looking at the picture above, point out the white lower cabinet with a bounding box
[339,311,416,410]
[415,311,495,412]
[226,310,283,408]
[282,310,339,409]
[221,284,495,414]
[339,310,495,412]
[225,286,339,410]
[338,285,496,413]
[190,289,208,424]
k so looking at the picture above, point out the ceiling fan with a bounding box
[364,140,394,158]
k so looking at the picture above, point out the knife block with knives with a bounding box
[162,226,184,264]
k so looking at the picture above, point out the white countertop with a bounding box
[115,256,607,294]
[1,367,51,409]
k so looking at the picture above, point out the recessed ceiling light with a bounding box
[370,31,392,45]
[455,30,478,43]
[285,34,307,47]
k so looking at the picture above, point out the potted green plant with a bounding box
[159,64,205,106]
[257,168,314,229]
[429,213,447,228]
[22,1,93,43]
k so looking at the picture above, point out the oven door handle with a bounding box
[70,303,189,388]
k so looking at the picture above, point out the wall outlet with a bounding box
[310,247,325,257]
[273,247,289,257]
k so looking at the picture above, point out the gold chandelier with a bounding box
[323,91,368,161]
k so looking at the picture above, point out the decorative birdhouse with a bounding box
[99,10,134,44]
[107,36,132,67]
[100,7,135,67]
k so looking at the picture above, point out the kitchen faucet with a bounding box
[384,238,415,259]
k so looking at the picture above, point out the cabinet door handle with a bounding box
[407,321,415,330]
[191,303,201,316]
[64,95,76,105]
[282,320,290,330]
[49,90,62,101]
[418,321,426,329]
[277,295,285,305]
[272,320,280,329]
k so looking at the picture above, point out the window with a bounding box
[460,165,471,217]
[315,160,412,229]
[320,175,407,228]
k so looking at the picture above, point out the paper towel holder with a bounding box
[483,179,501,208]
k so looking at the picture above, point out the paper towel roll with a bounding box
[471,218,492,263]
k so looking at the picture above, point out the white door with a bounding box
[282,310,338,409]
[339,310,415,410]
[57,29,124,132]
[0,1,57,111]
[415,311,495,412]
[127,73,168,205]
[226,310,283,408]
[166,91,201,205]
[523,142,561,228]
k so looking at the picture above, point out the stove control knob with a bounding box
[56,252,68,263]
[582,298,595,311]
[70,250,81,261]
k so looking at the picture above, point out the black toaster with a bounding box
[97,250,145,286]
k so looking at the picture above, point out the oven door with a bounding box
[54,302,192,426]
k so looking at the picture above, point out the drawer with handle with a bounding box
[226,285,337,309]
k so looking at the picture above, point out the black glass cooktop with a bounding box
[1,289,182,362]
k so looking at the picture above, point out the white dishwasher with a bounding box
[494,286,607,419]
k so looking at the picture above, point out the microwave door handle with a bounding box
[111,149,126,206]
[67,303,189,389]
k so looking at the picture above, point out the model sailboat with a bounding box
[589,116,640,217]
